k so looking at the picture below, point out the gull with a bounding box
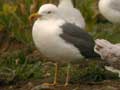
[94,39,120,77]
[58,0,86,29]
[98,0,120,23]
[29,4,99,86]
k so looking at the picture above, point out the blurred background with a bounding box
[0,0,120,90]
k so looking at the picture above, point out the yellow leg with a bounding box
[53,63,58,85]
[64,64,71,86]
[42,63,58,86]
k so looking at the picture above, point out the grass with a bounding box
[0,50,44,84]
[0,0,120,85]
[0,50,119,84]
[0,0,33,45]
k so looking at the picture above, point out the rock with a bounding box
[31,85,53,90]
[101,86,118,90]
[27,82,34,89]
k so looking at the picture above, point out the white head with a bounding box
[29,4,60,21]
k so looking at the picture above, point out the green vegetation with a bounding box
[0,0,120,85]
[0,0,33,44]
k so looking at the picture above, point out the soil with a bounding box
[0,80,120,90]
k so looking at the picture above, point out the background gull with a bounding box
[94,39,120,77]
[58,0,86,29]
[98,0,120,23]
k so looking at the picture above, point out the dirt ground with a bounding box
[0,80,120,90]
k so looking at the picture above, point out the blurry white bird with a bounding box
[29,4,99,86]
[58,0,86,29]
[98,0,120,23]
[94,39,120,61]
[94,39,120,77]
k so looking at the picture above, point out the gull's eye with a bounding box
[47,11,52,14]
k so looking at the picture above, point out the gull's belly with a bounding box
[32,24,83,63]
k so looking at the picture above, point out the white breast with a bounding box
[32,19,83,63]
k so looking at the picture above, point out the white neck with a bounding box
[58,0,74,8]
